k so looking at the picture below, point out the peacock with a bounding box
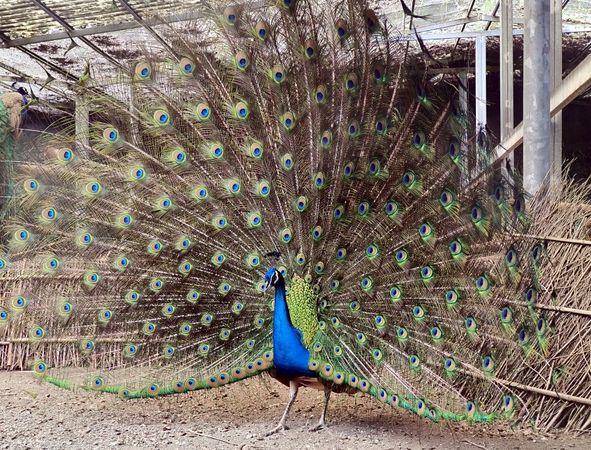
[1,0,591,435]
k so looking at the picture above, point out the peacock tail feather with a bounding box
[1,0,590,429]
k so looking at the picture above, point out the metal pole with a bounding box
[475,35,487,144]
[459,71,469,185]
[523,0,551,194]
[550,0,562,189]
[500,0,514,171]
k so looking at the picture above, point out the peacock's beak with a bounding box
[262,280,270,292]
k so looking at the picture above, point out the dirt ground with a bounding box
[0,371,589,450]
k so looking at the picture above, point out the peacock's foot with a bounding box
[309,422,326,432]
[264,424,289,437]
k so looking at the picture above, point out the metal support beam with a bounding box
[413,15,502,34]
[500,0,514,140]
[459,72,469,185]
[475,35,487,142]
[523,0,551,194]
[551,0,563,188]
[500,0,515,171]
[485,1,501,30]
[495,53,591,161]
[398,24,591,41]
[451,0,477,57]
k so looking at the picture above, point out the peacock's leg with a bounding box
[310,385,331,431]
[265,380,299,436]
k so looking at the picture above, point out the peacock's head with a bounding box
[262,267,283,291]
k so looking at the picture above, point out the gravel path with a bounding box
[0,371,588,449]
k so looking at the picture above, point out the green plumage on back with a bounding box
[286,275,318,348]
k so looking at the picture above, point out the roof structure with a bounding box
[0,0,590,99]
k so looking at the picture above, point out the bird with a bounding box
[1,0,590,435]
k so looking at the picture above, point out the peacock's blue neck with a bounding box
[272,278,315,378]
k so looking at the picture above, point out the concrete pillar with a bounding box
[523,0,551,194]
[550,0,562,189]
[500,0,514,171]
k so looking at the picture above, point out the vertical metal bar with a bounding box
[551,0,563,189]
[500,0,515,172]
[500,0,514,139]
[523,0,551,194]
[475,35,487,141]
[459,71,469,185]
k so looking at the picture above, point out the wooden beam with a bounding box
[495,52,591,162]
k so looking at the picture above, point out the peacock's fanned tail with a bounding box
[0,0,590,428]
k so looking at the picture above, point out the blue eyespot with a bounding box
[259,29,266,38]
[141,67,149,77]
[275,72,283,81]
